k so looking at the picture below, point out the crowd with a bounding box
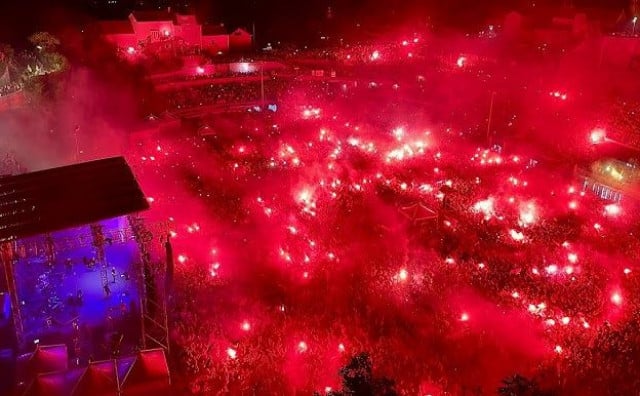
[0,83,22,97]
[127,58,640,393]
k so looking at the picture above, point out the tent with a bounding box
[71,360,120,396]
[19,348,170,396]
[121,349,171,396]
[399,202,438,223]
[17,344,68,380]
[24,368,84,396]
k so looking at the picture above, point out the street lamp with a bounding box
[633,16,638,36]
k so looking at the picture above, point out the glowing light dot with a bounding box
[227,347,237,359]
[241,321,251,331]
[561,317,570,325]
[460,313,469,322]
[519,203,537,226]
[338,343,345,352]
[624,268,632,275]
[177,255,187,264]
[545,264,558,274]
[545,319,556,326]
[611,292,623,306]
[554,345,563,354]
[325,387,332,394]
[590,128,606,144]
[398,268,409,281]
[604,204,621,216]
[509,229,525,241]
[511,291,520,298]
[565,266,574,275]
[298,341,308,353]
[568,200,578,210]
[456,56,466,67]
[568,253,578,263]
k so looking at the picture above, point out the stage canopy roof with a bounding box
[0,157,148,243]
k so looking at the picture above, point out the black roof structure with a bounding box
[0,157,149,243]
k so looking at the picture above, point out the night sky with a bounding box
[0,0,632,45]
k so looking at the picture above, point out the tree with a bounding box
[341,353,374,395]
[27,32,67,73]
[316,353,398,396]
[498,374,555,396]
[28,32,61,52]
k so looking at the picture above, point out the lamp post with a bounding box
[486,91,496,145]
[634,16,638,36]
[260,61,265,108]
[74,125,80,163]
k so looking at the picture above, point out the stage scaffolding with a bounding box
[1,241,24,347]
[0,218,171,352]
[129,215,171,354]
[0,158,173,361]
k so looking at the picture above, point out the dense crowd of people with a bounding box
[0,83,22,97]
[126,43,640,393]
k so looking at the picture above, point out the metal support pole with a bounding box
[1,242,24,348]
[260,62,265,108]
[128,216,170,353]
[487,91,496,145]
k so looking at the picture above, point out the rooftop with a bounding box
[0,157,148,242]
[96,20,135,35]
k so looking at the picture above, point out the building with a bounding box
[97,9,253,55]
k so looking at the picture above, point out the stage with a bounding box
[12,217,142,363]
